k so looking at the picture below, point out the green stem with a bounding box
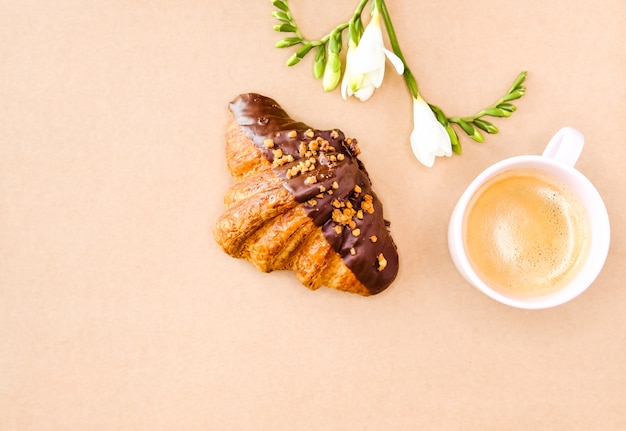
[353,0,371,20]
[378,0,419,99]
[448,71,526,124]
[297,0,370,47]
[281,1,305,40]
[348,0,371,42]
[448,105,499,124]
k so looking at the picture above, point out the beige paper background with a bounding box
[2,1,625,429]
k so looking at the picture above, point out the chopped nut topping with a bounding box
[332,209,347,225]
[287,130,297,138]
[377,253,387,271]
[273,150,294,168]
[345,201,353,209]
[370,235,378,243]
[304,176,317,185]
[315,193,324,199]
[346,138,361,156]
[319,185,326,193]
[354,185,362,194]
[327,189,333,195]
[349,247,356,256]
[304,129,314,138]
[334,225,342,235]
[264,138,275,148]
[356,210,364,220]
[330,129,339,139]
[332,199,344,208]
[332,181,339,189]
[284,157,315,178]
[352,228,361,237]
[361,194,375,214]
[307,199,317,206]
[299,142,308,155]
[309,140,320,153]
[332,206,356,226]
[337,153,345,161]
[329,155,337,162]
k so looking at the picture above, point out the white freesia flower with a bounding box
[341,7,404,101]
[410,95,452,167]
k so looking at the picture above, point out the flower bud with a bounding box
[322,52,341,92]
[411,96,452,167]
[313,45,326,79]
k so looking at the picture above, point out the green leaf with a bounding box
[457,119,475,136]
[295,43,313,58]
[470,128,484,143]
[429,104,449,127]
[286,43,313,66]
[456,119,484,142]
[328,30,342,54]
[275,37,302,48]
[313,45,326,79]
[272,11,291,22]
[271,0,289,12]
[286,52,301,66]
[273,23,297,33]
[348,17,363,43]
[473,118,498,134]
[507,70,527,93]
[497,103,517,112]
[483,107,511,118]
[446,126,462,155]
[498,90,524,103]
[355,16,364,37]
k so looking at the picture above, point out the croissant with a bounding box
[213,93,399,296]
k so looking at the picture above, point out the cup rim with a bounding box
[448,155,610,309]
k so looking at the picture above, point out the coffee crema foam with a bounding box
[463,168,591,297]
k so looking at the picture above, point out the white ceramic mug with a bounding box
[448,127,610,309]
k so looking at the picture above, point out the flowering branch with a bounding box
[271,0,527,166]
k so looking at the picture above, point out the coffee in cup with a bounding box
[463,167,591,297]
[448,127,610,309]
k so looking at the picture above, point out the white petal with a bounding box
[354,84,376,102]
[352,45,385,75]
[350,17,385,74]
[411,130,435,167]
[341,76,350,100]
[383,48,405,75]
[410,97,452,167]
[341,45,355,100]
[365,66,384,88]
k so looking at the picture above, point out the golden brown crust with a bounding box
[214,114,371,295]
[214,185,297,258]
[225,114,270,179]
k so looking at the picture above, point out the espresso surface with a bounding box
[463,168,590,296]
[228,93,399,294]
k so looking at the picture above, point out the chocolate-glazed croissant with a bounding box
[213,93,399,296]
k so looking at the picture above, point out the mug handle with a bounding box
[542,127,584,167]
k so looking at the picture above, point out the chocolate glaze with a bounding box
[229,93,398,294]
